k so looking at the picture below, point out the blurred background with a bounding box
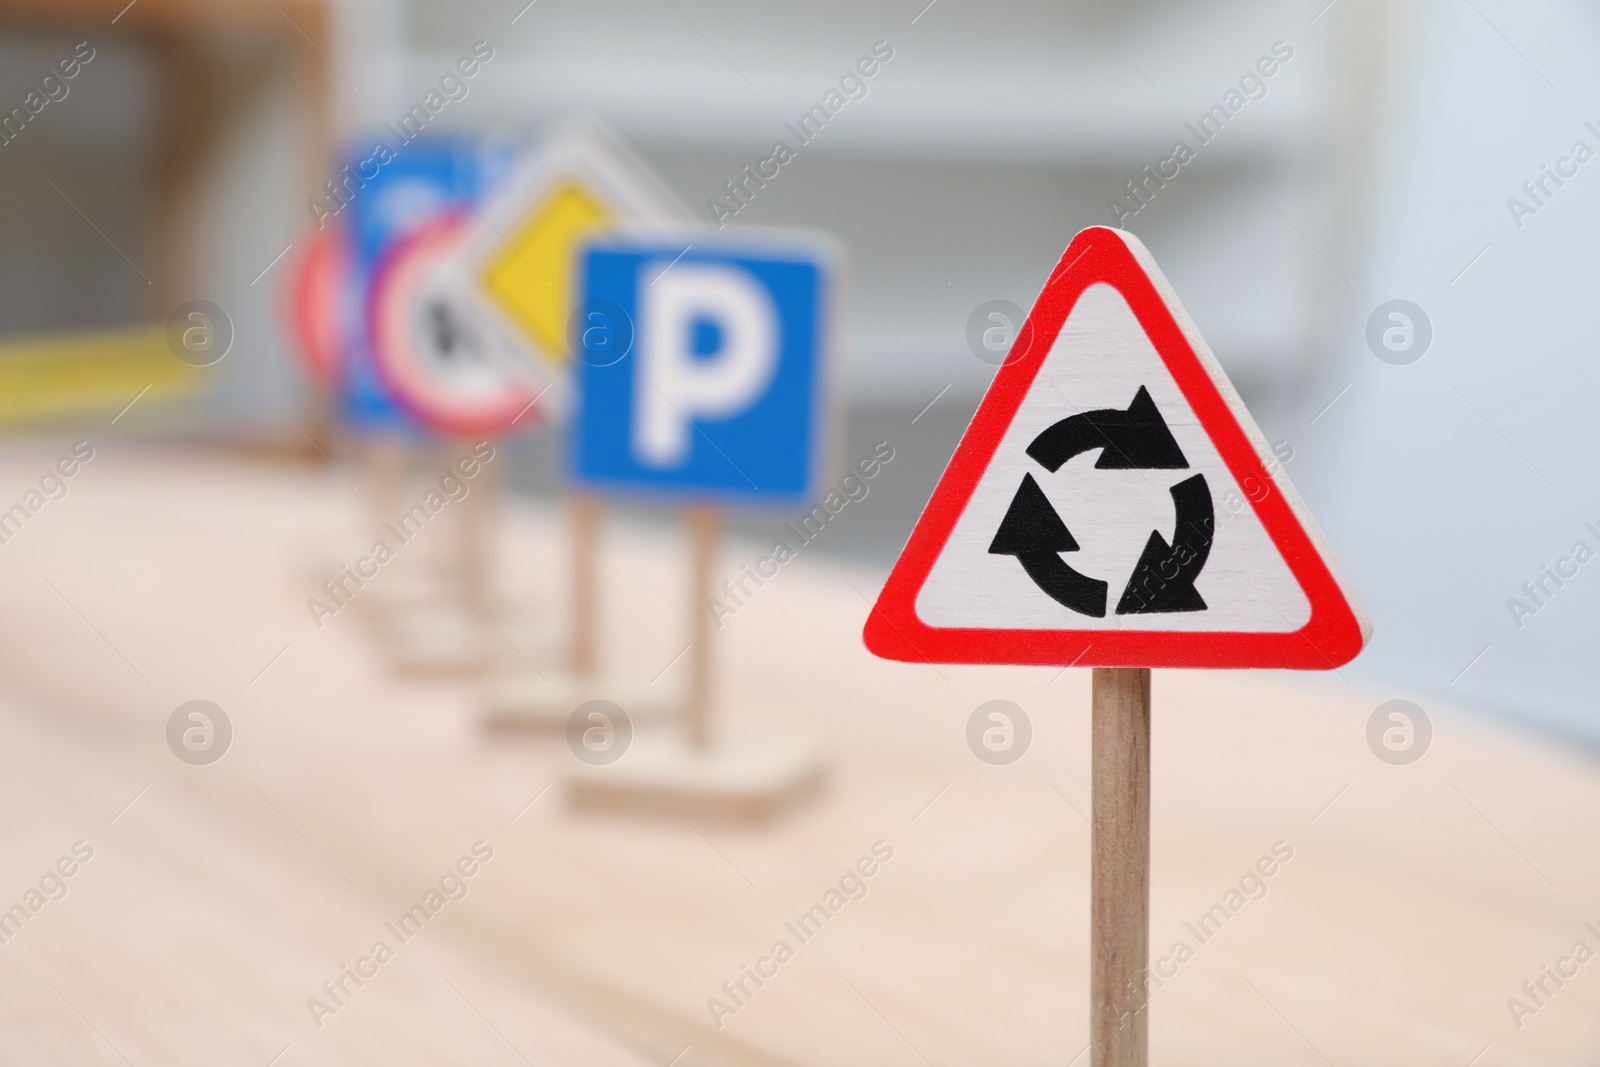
[2,0,1599,1063]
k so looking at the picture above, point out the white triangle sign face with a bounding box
[865,227,1369,669]
[918,282,1310,632]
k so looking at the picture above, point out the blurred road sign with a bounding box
[368,213,548,437]
[864,226,1369,670]
[345,139,511,433]
[287,226,349,388]
[442,121,689,389]
[570,231,837,505]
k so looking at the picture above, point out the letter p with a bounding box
[634,263,777,468]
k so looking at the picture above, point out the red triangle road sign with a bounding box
[864,226,1369,670]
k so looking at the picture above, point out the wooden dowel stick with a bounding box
[456,440,495,611]
[686,505,720,751]
[570,495,599,679]
[365,436,405,534]
[1091,666,1151,1067]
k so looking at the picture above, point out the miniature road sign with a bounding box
[344,140,507,433]
[570,230,837,505]
[439,120,691,394]
[862,225,1369,1067]
[865,226,1369,670]
[343,143,520,676]
[368,212,549,437]
[562,228,838,819]
[371,124,686,437]
[287,226,349,388]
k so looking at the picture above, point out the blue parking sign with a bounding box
[570,232,836,505]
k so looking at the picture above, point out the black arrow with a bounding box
[1115,473,1214,614]
[1026,386,1188,472]
[988,473,1108,617]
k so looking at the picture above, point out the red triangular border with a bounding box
[864,226,1370,670]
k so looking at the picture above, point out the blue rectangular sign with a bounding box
[570,232,836,505]
[343,138,509,432]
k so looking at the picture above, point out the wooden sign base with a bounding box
[362,441,509,678]
[481,676,680,732]
[382,610,494,678]
[568,732,824,823]
[564,506,826,822]
[362,570,456,617]
[369,538,494,677]
[1091,667,1151,1067]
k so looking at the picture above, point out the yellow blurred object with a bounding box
[481,181,612,364]
[0,325,198,426]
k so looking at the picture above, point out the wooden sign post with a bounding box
[864,227,1370,1064]
[1092,666,1150,1066]
[685,505,720,751]
[568,494,601,679]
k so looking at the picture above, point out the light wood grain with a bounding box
[1092,667,1151,1067]
[453,440,494,611]
[570,494,600,677]
[0,448,1594,1064]
[687,505,720,749]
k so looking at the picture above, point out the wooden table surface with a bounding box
[0,444,1595,1066]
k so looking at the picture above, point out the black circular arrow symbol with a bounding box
[987,386,1215,617]
[1115,472,1213,614]
[988,472,1109,617]
[1026,385,1188,472]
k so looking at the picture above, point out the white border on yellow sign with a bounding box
[438,118,691,423]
